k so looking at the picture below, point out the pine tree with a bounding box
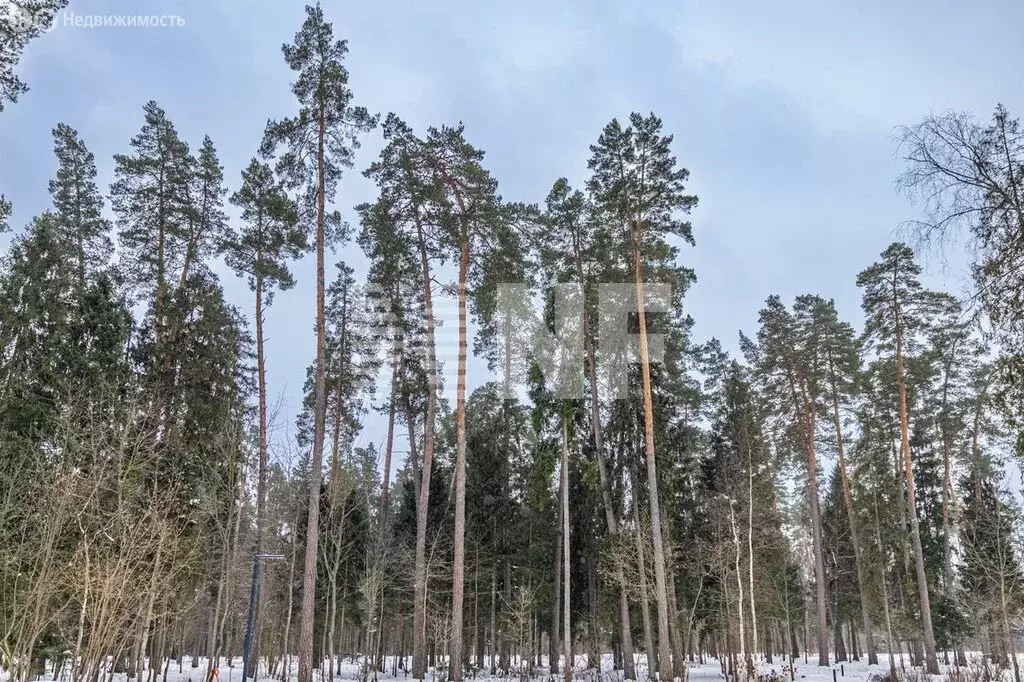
[360,114,440,679]
[180,136,228,288]
[796,295,878,664]
[748,295,831,666]
[922,300,980,587]
[587,113,697,681]
[111,101,192,386]
[540,177,637,679]
[420,123,514,682]
[857,242,956,675]
[261,8,376,682]
[358,199,423,514]
[324,261,377,497]
[224,157,303,553]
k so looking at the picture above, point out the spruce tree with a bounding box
[49,123,112,289]
[960,475,1023,681]
[0,213,81,438]
[261,8,376,682]
[0,127,127,445]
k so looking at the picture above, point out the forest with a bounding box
[3,4,1024,682]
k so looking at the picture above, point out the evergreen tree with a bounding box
[110,101,192,384]
[797,295,878,664]
[224,157,303,553]
[0,213,83,439]
[587,113,697,680]
[0,126,128,446]
[960,475,1024,681]
[49,123,112,288]
[857,242,956,674]
[0,196,10,231]
[747,295,831,666]
[324,261,378,497]
[180,136,229,288]
[260,8,376,682]
[540,177,637,679]
[360,114,442,679]
[419,122,517,682]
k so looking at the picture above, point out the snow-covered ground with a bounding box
[4,653,1012,682]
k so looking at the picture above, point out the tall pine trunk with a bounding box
[826,367,877,665]
[551,509,562,675]
[746,440,758,669]
[561,418,573,682]
[381,333,401,512]
[630,467,656,676]
[449,228,470,682]
[894,314,939,674]
[254,277,268,502]
[575,251,636,680]
[873,496,898,681]
[251,269,270,678]
[795,386,829,667]
[412,209,439,680]
[632,226,675,681]
[297,105,329,682]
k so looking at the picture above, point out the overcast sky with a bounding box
[2,0,1022,468]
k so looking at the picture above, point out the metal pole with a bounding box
[242,559,261,682]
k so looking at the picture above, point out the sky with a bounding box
[2,0,1023,470]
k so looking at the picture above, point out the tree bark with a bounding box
[381,333,401,512]
[630,467,656,677]
[551,509,562,675]
[894,298,939,675]
[825,355,877,665]
[573,233,636,680]
[791,378,828,667]
[632,226,675,681]
[561,417,573,682]
[411,205,439,681]
[297,103,329,682]
[449,228,470,682]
